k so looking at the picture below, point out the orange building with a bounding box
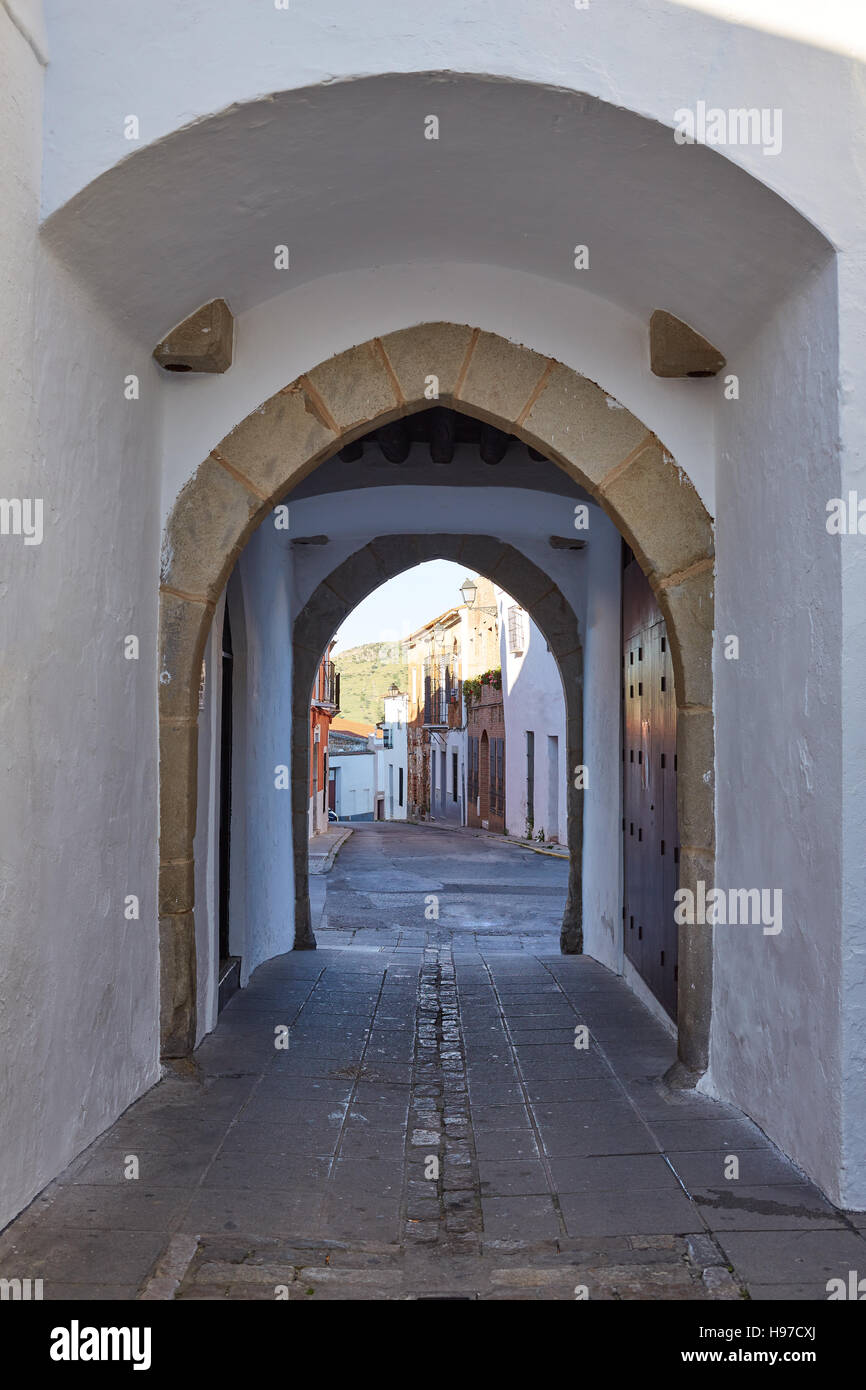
[309,640,340,836]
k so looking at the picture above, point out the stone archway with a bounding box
[158,323,714,1080]
[291,535,584,959]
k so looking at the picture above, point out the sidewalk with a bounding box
[308,825,353,875]
[2,933,856,1300]
[406,816,569,860]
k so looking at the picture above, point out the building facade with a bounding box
[328,725,382,821]
[380,686,409,821]
[498,590,568,845]
[466,674,506,833]
[406,606,464,822]
[309,642,340,836]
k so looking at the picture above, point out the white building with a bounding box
[327,727,383,822]
[498,591,568,845]
[380,687,409,820]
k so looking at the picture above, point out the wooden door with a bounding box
[479,732,490,822]
[622,550,679,1019]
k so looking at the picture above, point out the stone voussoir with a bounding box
[601,440,714,583]
[677,708,715,851]
[158,590,214,721]
[159,858,195,917]
[217,383,339,503]
[658,562,714,710]
[293,584,350,655]
[159,719,198,861]
[159,911,197,1056]
[380,322,477,406]
[304,339,402,435]
[456,534,509,577]
[456,331,552,431]
[529,586,581,657]
[520,362,650,491]
[162,453,264,601]
[324,543,390,608]
[490,548,556,612]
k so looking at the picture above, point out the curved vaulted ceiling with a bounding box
[44,74,831,352]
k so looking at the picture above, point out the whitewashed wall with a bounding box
[330,750,378,820]
[382,692,408,821]
[498,595,569,848]
[0,3,161,1230]
[231,524,295,984]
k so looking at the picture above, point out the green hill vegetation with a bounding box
[332,641,408,726]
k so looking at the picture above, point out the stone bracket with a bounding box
[650,309,726,378]
[154,298,234,374]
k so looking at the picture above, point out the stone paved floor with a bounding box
[2,824,864,1300]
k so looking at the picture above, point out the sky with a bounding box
[330,560,473,656]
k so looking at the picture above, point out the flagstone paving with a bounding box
[1,825,863,1300]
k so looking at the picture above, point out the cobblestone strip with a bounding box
[402,938,484,1265]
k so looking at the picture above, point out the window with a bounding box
[490,738,505,817]
[507,604,525,655]
[383,726,393,749]
[526,731,535,824]
[468,737,479,803]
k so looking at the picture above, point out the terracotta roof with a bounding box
[330,717,382,739]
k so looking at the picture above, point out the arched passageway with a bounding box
[158,324,714,1080]
[291,535,583,957]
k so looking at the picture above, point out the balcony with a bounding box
[314,661,340,711]
[423,677,462,727]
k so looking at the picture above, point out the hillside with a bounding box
[332,641,408,726]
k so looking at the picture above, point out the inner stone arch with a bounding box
[158,322,714,1082]
[291,535,584,958]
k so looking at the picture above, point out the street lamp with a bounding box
[459,576,477,607]
[459,575,497,615]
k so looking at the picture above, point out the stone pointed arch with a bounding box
[158,324,714,1081]
[291,535,584,960]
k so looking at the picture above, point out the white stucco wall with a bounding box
[581,514,625,975]
[41,1,862,252]
[498,596,568,848]
[330,750,378,821]
[194,593,224,1041]
[708,259,845,1201]
[382,693,409,820]
[0,3,162,1230]
[232,523,294,983]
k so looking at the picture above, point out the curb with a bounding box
[405,817,568,860]
[309,826,354,875]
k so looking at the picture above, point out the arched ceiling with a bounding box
[44,74,831,352]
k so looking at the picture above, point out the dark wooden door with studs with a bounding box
[622,547,679,1020]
